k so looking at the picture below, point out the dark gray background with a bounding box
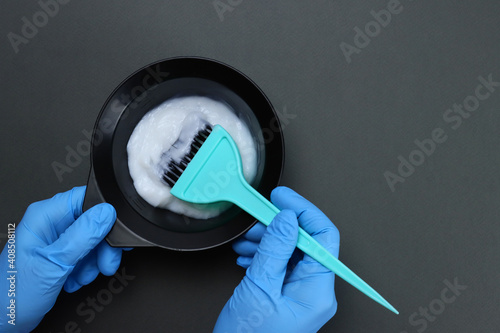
[1,0,499,332]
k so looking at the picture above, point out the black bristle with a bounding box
[162,170,177,187]
[162,124,213,186]
[190,142,200,151]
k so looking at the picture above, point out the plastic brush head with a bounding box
[169,124,246,204]
[162,124,213,187]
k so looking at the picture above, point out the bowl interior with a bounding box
[113,77,265,233]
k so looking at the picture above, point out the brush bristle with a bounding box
[162,125,213,187]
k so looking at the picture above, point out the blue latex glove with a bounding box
[214,186,340,333]
[0,186,126,332]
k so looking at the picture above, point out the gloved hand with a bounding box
[214,186,340,333]
[0,186,127,333]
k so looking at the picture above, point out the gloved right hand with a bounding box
[215,186,340,333]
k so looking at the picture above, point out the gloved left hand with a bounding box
[0,186,126,333]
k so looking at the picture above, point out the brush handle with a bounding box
[231,181,398,315]
[232,181,342,266]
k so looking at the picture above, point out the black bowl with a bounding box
[83,57,284,250]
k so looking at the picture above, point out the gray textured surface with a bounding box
[1,1,500,332]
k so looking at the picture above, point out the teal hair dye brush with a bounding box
[166,124,398,315]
